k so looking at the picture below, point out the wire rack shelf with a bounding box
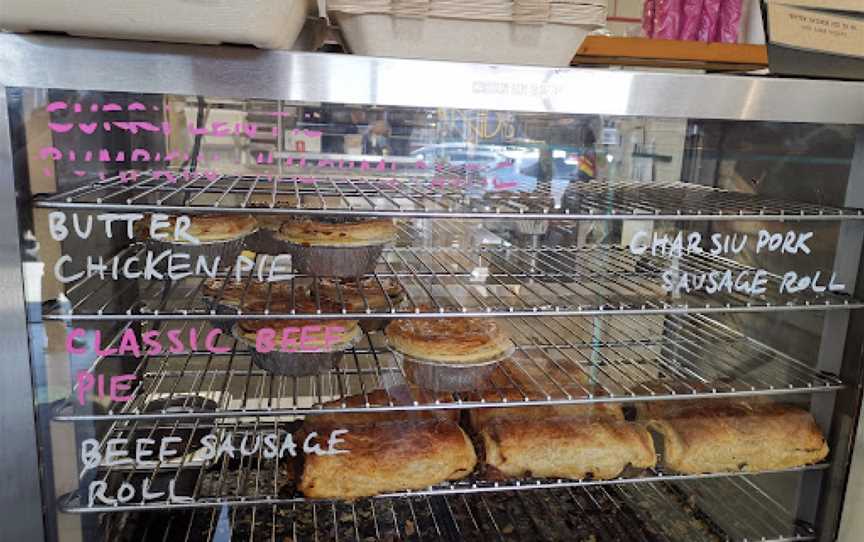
[35,173,864,221]
[87,475,816,541]
[44,245,863,321]
[54,313,841,422]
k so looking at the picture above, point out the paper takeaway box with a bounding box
[765,0,864,80]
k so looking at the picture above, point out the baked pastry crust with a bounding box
[248,201,297,231]
[386,317,513,364]
[315,277,404,312]
[202,278,293,306]
[467,388,624,431]
[638,399,829,474]
[237,318,361,350]
[299,420,477,499]
[239,290,344,315]
[480,418,656,480]
[236,295,361,350]
[311,389,459,426]
[138,214,257,242]
[277,218,397,247]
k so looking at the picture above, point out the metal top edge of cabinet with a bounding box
[1,33,863,124]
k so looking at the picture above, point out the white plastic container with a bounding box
[0,0,311,49]
[326,0,605,66]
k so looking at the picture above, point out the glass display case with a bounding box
[2,33,864,542]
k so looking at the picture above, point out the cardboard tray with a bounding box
[334,13,601,66]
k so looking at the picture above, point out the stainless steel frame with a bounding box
[0,87,46,540]
[0,34,863,124]
[820,129,864,541]
[3,32,864,542]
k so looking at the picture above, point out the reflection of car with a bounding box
[409,143,594,202]
[488,151,593,186]
[411,143,506,168]
[515,157,582,180]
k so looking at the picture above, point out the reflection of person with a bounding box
[362,120,392,156]
[538,119,597,183]
[321,109,366,154]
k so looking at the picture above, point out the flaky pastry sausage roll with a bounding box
[638,399,828,474]
[480,418,656,480]
[299,420,476,499]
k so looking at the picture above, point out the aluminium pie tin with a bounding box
[286,242,384,278]
[244,228,292,255]
[145,234,253,274]
[390,346,515,393]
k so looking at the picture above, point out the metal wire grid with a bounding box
[54,313,843,422]
[58,312,836,514]
[391,218,511,248]
[44,245,863,321]
[63,451,828,514]
[35,172,864,220]
[64,370,833,514]
[96,478,814,541]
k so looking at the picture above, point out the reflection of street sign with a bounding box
[491,177,518,190]
[284,129,321,153]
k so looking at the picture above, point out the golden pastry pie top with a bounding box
[202,278,293,306]
[235,296,361,350]
[386,317,513,365]
[276,218,397,247]
[314,277,404,311]
[137,214,257,243]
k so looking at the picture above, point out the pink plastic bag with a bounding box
[653,0,683,40]
[645,0,737,42]
[718,0,743,43]
[680,0,704,40]
[697,0,722,41]
[642,0,656,37]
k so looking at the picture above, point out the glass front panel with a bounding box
[8,87,861,541]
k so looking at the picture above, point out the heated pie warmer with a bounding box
[2,33,864,542]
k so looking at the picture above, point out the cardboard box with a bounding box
[771,0,861,11]
[766,0,864,79]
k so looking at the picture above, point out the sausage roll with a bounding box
[299,419,476,499]
[637,399,828,473]
[480,418,656,480]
